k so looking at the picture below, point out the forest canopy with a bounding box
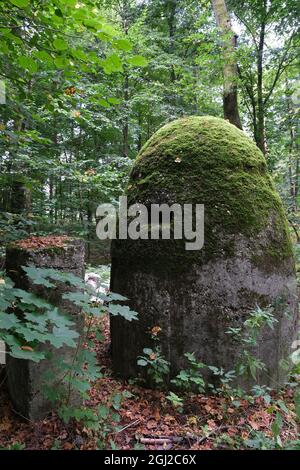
[0,0,299,249]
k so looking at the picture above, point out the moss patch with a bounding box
[113,116,293,273]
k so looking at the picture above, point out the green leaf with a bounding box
[50,325,79,348]
[108,304,138,321]
[14,289,52,309]
[98,98,110,108]
[46,307,74,328]
[62,291,90,307]
[14,324,46,343]
[295,390,300,419]
[102,54,123,74]
[271,412,283,439]
[34,51,53,63]
[137,359,147,366]
[62,0,77,6]
[10,349,45,362]
[0,313,20,329]
[127,55,148,67]
[107,292,127,301]
[17,56,38,73]
[113,39,133,52]
[107,97,121,105]
[54,56,69,68]
[53,38,68,51]
[71,48,88,61]
[143,348,153,356]
[9,0,29,8]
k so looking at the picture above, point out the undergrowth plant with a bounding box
[140,304,300,449]
[0,265,138,447]
[137,326,170,387]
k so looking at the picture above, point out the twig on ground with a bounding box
[116,419,140,434]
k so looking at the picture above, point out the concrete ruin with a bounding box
[5,236,85,420]
[110,116,298,389]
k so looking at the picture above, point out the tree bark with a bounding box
[256,4,266,154]
[122,71,129,158]
[211,0,242,129]
[167,0,177,84]
[10,119,31,216]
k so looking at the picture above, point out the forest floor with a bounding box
[0,314,298,451]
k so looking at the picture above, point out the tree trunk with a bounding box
[211,0,242,129]
[256,8,266,154]
[167,0,177,84]
[10,120,31,216]
[122,71,129,158]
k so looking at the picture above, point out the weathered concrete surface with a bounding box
[5,237,85,420]
[110,116,298,390]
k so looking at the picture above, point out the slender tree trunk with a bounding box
[167,0,177,83]
[288,128,297,212]
[49,176,54,223]
[120,1,130,158]
[10,119,31,216]
[211,0,242,129]
[256,6,266,154]
[122,71,129,158]
[137,111,142,151]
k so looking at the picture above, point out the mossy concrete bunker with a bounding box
[111,116,298,389]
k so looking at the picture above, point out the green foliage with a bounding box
[0,265,138,439]
[171,352,206,393]
[166,391,184,411]
[0,0,299,452]
[137,346,170,387]
[143,304,299,451]
[137,328,170,387]
[226,305,278,381]
[0,274,78,361]
[0,441,25,450]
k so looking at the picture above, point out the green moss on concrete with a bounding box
[113,116,293,272]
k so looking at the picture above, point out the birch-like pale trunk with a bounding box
[211,0,242,129]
